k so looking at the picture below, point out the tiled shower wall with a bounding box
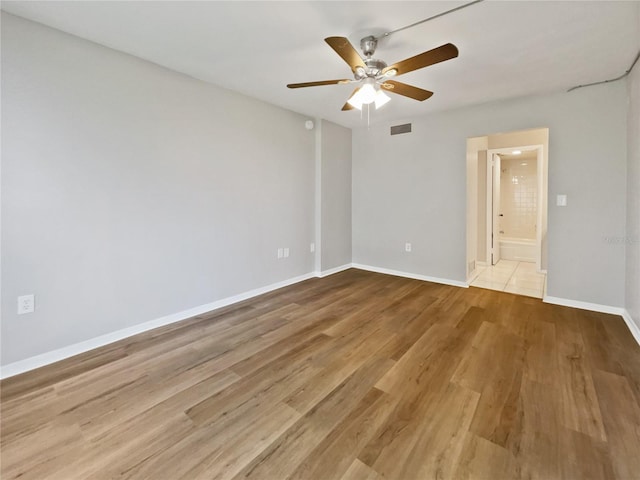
[500,158,537,240]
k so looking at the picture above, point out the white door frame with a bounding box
[491,153,501,265]
[486,144,545,271]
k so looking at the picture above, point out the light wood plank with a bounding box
[554,308,607,441]
[592,369,640,479]
[340,459,381,480]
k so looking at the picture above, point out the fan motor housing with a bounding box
[364,58,388,76]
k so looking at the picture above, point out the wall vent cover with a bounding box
[390,123,412,135]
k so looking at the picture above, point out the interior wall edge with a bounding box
[314,117,323,273]
[316,264,353,278]
[624,8,640,343]
[319,119,353,272]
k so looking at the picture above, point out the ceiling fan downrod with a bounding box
[360,36,378,57]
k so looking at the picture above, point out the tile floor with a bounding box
[470,260,546,298]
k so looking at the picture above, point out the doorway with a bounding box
[466,129,549,298]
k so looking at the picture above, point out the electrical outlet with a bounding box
[277,248,284,259]
[405,243,412,252]
[557,194,567,206]
[310,243,315,253]
[284,247,290,258]
[18,294,35,314]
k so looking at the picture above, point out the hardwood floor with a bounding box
[2,269,640,479]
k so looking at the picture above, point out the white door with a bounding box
[491,154,501,265]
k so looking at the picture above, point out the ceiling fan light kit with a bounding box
[346,85,391,110]
[374,90,391,109]
[286,33,458,113]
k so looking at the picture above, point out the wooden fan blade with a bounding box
[341,87,361,111]
[325,37,366,72]
[382,43,458,76]
[287,79,351,88]
[380,80,433,101]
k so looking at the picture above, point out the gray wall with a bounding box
[320,120,352,272]
[626,58,640,328]
[353,82,627,307]
[1,13,316,365]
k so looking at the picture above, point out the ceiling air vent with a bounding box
[390,123,412,135]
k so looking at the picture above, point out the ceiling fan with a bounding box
[287,36,459,111]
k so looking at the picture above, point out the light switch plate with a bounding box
[557,194,567,207]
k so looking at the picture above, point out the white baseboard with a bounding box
[538,297,640,347]
[351,263,468,288]
[542,295,624,316]
[622,309,640,347]
[0,272,317,380]
[316,263,353,278]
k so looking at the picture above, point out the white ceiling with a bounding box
[2,1,639,128]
